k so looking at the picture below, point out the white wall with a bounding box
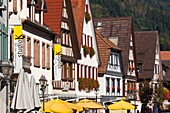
[76,0,100,97]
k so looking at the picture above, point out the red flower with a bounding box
[166,92,170,100]
[112,86,115,90]
[117,87,121,91]
[128,88,132,91]
[106,86,110,90]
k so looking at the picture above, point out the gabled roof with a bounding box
[44,0,81,60]
[160,51,170,61]
[161,51,170,81]
[134,31,158,80]
[96,31,121,74]
[71,0,85,48]
[44,0,62,35]
[94,17,136,79]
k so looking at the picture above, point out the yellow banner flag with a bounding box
[14,26,22,40]
[54,44,61,55]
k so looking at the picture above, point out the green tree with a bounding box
[153,81,166,111]
[139,81,153,113]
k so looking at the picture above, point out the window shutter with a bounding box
[37,41,40,66]
[34,40,37,66]
[27,37,31,57]
[13,0,17,14]
[77,64,79,80]
[46,44,50,69]
[42,42,45,68]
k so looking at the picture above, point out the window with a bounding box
[154,64,159,74]
[114,54,118,66]
[112,78,115,92]
[129,60,135,72]
[109,53,118,68]
[84,65,87,78]
[88,66,91,79]
[156,45,158,53]
[77,64,79,80]
[137,63,142,73]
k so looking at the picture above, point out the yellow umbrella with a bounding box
[59,99,83,112]
[40,99,83,113]
[76,99,104,109]
[108,100,135,110]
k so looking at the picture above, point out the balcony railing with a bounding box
[52,80,75,90]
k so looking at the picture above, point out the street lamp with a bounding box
[94,88,99,102]
[0,59,14,113]
[39,75,47,113]
[94,88,99,113]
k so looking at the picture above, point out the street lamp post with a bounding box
[0,60,14,113]
[94,88,99,113]
[39,75,47,113]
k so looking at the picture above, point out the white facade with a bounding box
[98,51,123,99]
[153,32,162,84]
[75,0,100,98]
[9,0,54,94]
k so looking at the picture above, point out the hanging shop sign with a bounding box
[53,43,61,80]
[14,25,23,73]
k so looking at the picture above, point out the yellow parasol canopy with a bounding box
[40,99,83,113]
[76,99,104,109]
[108,100,135,110]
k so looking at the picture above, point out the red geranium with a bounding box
[106,86,110,90]
[166,92,170,100]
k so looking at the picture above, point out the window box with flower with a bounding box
[85,12,91,23]
[89,47,95,58]
[128,88,132,93]
[106,86,110,92]
[82,45,89,57]
[112,86,115,92]
[78,78,99,92]
[117,87,121,92]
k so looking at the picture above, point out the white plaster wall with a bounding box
[22,30,53,94]
[98,74,123,96]
[153,34,162,83]
[76,0,100,97]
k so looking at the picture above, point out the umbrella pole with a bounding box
[6,79,10,113]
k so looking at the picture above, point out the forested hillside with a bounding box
[90,0,170,50]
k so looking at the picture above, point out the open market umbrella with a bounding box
[11,69,34,112]
[108,100,135,110]
[76,99,104,109]
[0,86,7,113]
[30,75,41,110]
[40,99,83,113]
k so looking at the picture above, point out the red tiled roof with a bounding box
[94,17,136,79]
[135,31,158,80]
[71,0,85,48]
[96,31,121,73]
[44,0,62,35]
[161,51,170,60]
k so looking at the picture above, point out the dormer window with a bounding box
[97,22,102,29]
